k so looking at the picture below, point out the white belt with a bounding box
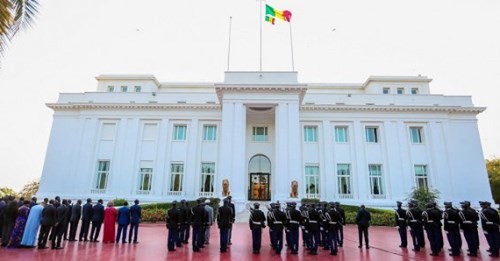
[290,220,299,224]
[463,221,472,224]
[398,218,405,221]
[427,221,434,223]
[274,221,282,224]
[252,221,261,225]
[447,221,455,224]
[309,221,318,223]
[410,220,418,223]
[329,222,337,224]
[486,221,494,225]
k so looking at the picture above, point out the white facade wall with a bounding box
[38,72,492,210]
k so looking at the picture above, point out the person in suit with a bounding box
[79,198,93,241]
[191,199,208,252]
[204,199,214,245]
[128,199,141,244]
[395,201,408,248]
[29,197,37,209]
[68,199,82,241]
[0,197,6,237]
[63,199,73,240]
[1,199,18,247]
[356,204,371,249]
[38,199,56,249]
[51,199,69,249]
[218,198,232,253]
[178,199,188,245]
[90,199,104,242]
[166,201,180,251]
[116,201,130,243]
[227,196,236,245]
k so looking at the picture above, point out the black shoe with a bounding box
[358,245,362,248]
[168,249,176,252]
[38,246,48,249]
[122,241,127,244]
[133,241,139,244]
[467,253,477,257]
[399,245,407,248]
[331,252,337,256]
[412,248,420,252]
[489,254,499,257]
[228,242,232,245]
[366,246,370,249]
[430,253,439,256]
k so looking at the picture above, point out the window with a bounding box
[304,126,318,142]
[369,164,384,196]
[397,88,404,94]
[337,164,351,195]
[335,126,348,143]
[200,163,215,194]
[411,88,418,95]
[95,161,110,190]
[121,86,128,92]
[365,127,379,143]
[173,125,187,141]
[203,125,217,141]
[415,165,428,190]
[305,165,320,197]
[100,123,116,140]
[142,123,158,140]
[252,127,268,142]
[382,88,390,94]
[170,163,184,192]
[409,127,423,143]
[138,167,153,191]
[107,86,114,92]
[134,86,141,92]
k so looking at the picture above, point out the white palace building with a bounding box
[38,71,493,209]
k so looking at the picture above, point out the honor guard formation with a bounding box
[1,195,499,258]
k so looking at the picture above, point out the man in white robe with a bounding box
[20,199,46,247]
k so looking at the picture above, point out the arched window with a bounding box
[248,155,271,173]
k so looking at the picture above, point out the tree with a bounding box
[19,178,39,199]
[0,187,18,198]
[406,186,440,209]
[0,0,39,55]
[486,157,500,204]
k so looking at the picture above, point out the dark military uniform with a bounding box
[300,204,310,250]
[166,202,180,251]
[318,203,328,249]
[406,201,424,251]
[334,202,345,247]
[326,202,341,255]
[218,199,232,253]
[267,204,277,249]
[395,201,408,248]
[249,203,266,253]
[271,204,287,254]
[443,202,462,256]
[459,201,479,256]
[191,200,208,252]
[285,202,301,255]
[307,204,321,255]
[423,203,443,256]
[480,201,500,257]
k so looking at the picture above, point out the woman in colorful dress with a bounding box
[1,199,19,247]
[7,200,30,248]
[102,201,117,243]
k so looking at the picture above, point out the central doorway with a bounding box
[248,155,271,201]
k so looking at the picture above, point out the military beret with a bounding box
[334,202,340,205]
[459,201,470,205]
[172,200,178,205]
[396,201,402,205]
[426,203,434,208]
[443,202,452,206]
[410,200,418,205]
[253,202,260,207]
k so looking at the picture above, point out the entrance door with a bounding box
[248,154,271,201]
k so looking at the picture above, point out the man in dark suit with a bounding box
[68,199,82,241]
[191,199,208,252]
[38,199,56,249]
[116,201,130,243]
[79,198,93,241]
[63,199,73,240]
[90,199,104,242]
[218,198,233,253]
[167,201,180,251]
[356,204,371,249]
[395,201,408,248]
[227,196,236,245]
[51,199,69,249]
[128,199,141,244]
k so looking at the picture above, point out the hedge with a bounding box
[140,198,221,223]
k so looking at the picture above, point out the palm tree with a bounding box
[0,0,39,55]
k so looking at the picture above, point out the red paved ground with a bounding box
[0,224,494,260]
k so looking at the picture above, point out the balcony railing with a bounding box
[199,192,214,198]
[136,190,150,195]
[338,194,353,199]
[91,189,106,194]
[167,191,183,196]
[372,194,386,199]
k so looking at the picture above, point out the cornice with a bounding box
[215,85,308,104]
[301,105,486,114]
[46,103,221,111]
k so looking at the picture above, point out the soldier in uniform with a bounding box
[422,202,442,256]
[406,200,424,251]
[271,202,287,254]
[395,201,407,248]
[300,204,310,250]
[285,202,301,255]
[218,198,232,253]
[181,200,192,244]
[325,202,340,255]
[334,202,345,247]
[166,201,180,252]
[191,199,208,252]
[177,200,186,247]
[443,201,462,256]
[480,201,500,257]
[249,202,266,254]
[227,196,236,246]
[267,203,277,250]
[284,203,291,250]
[307,203,321,255]
[318,202,328,249]
[459,201,479,257]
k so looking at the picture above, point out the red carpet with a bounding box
[0,224,494,260]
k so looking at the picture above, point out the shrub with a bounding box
[140,198,221,223]
[300,198,320,204]
[113,198,128,206]
[406,186,440,209]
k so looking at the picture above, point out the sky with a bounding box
[0,0,499,191]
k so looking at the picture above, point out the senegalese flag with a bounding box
[265,4,292,25]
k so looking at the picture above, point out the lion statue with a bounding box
[290,180,299,198]
[222,179,230,197]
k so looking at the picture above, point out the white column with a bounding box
[218,102,246,201]
[275,101,301,201]
[353,120,368,200]
[185,119,199,198]
[322,120,334,201]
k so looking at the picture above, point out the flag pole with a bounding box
[289,21,295,71]
[227,16,232,71]
[259,0,263,71]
